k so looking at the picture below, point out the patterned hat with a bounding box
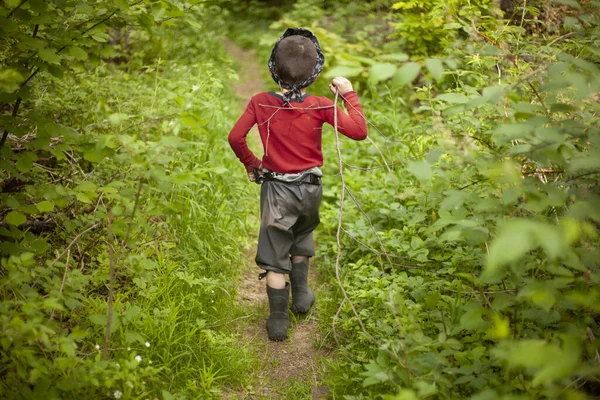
[268,28,325,104]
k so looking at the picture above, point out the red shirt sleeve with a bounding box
[321,91,368,140]
[228,98,262,173]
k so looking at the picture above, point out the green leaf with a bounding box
[91,31,109,43]
[69,46,88,60]
[489,314,510,339]
[160,136,182,147]
[21,252,34,263]
[36,201,54,213]
[16,152,38,172]
[4,0,21,7]
[88,314,120,333]
[512,102,543,117]
[162,390,175,400]
[77,181,97,193]
[124,331,144,344]
[485,224,534,277]
[0,19,18,34]
[369,63,397,83]
[459,302,487,331]
[442,105,465,116]
[108,113,128,125]
[76,193,92,204]
[60,339,76,357]
[38,49,61,64]
[323,65,364,79]
[484,220,565,280]
[361,360,390,387]
[0,68,24,93]
[5,211,26,226]
[482,86,504,103]
[493,123,534,140]
[551,0,581,8]
[64,296,83,310]
[436,93,469,104]
[392,62,421,88]
[172,172,194,184]
[97,135,119,149]
[407,160,432,181]
[111,204,124,216]
[114,0,129,9]
[567,151,600,173]
[499,336,581,386]
[187,19,203,30]
[84,150,104,163]
[392,1,414,9]
[550,103,577,113]
[29,0,47,13]
[520,282,558,310]
[377,53,409,62]
[425,58,444,81]
[533,336,580,386]
[426,148,443,164]
[122,305,141,321]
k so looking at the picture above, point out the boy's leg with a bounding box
[291,255,308,263]
[289,183,322,313]
[266,275,290,341]
[290,255,315,313]
[255,181,301,274]
[256,181,303,340]
[266,271,286,289]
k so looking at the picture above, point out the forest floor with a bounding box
[222,39,330,400]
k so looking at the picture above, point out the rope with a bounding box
[254,90,412,370]
[256,94,402,272]
[330,89,411,372]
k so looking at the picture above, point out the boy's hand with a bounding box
[329,77,353,95]
[249,163,264,182]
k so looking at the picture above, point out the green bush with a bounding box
[1,1,257,398]
[229,0,600,398]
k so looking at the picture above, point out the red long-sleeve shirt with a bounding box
[228,91,368,174]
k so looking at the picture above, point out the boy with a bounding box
[228,28,368,340]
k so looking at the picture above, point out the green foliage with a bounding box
[1,1,258,398]
[229,0,600,398]
[390,0,498,56]
[4,0,600,398]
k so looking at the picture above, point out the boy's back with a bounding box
[227,27,367,341]
[229,90,367,174]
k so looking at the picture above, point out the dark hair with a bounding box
[273,35,317,86]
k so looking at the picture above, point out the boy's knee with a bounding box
[266,271,286,289]
[291,255,308,264]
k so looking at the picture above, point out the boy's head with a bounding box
[273,36,317,86]
[269,28,324,92]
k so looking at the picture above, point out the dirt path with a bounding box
[223,39,329,400]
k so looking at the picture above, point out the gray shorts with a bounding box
[255,179,322,274]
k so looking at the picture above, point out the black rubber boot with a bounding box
[266,283,290,341]
[290,259,315,313]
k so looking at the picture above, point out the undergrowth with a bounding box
[3,0,600,398]
[1,2,258,398]
[226,0,600,398]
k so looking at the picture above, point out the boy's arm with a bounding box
[323,77,368,140]
[228,99,262,174]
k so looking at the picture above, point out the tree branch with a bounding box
[103,212,116,360]
[0,98,23,151]
[51,223,101,266]
[7,0,28,18]
[331,90,413,373]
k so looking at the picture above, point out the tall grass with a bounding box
[0,5,261,398]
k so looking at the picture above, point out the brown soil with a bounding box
[223,39,329,400]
